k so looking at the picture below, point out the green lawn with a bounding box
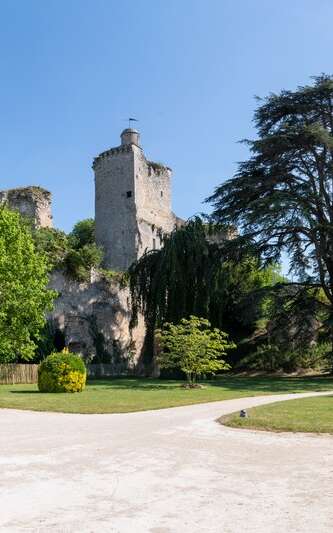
[0,376,332,414]
[222,395,333,433]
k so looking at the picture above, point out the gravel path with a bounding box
[1,391,333,532]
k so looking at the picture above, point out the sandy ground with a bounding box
[1,391,333,533]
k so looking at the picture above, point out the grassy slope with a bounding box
[0,376,332,414]
[222,395,333,433]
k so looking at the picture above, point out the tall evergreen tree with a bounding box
[208,75,333,361]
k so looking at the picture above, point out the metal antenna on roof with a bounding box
[128,117,138,128]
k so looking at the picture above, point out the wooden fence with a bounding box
[0,364,39,384]
[0,363,129,384]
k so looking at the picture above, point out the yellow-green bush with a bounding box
[38,351,86,393]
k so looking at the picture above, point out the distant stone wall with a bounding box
[48,270,146,375]
[207,226,238,246]
[0,186,52,228]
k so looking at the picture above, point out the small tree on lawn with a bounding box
[156,315,233,386]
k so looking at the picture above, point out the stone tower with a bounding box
[0,186,52,228]
[94,128,175,271]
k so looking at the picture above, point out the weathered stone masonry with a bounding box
[49,270,146,372]
[0,186,52,228]
[94,128,178,271]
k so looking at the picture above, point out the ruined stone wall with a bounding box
[207,226,238,246]
[0,186,52,228]
[48,270,146,375]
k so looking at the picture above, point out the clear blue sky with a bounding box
[1,0,333,232]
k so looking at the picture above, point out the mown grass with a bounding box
[222,395,333,433]
[0,376,332,414]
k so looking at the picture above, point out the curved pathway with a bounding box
[1,391,333,532]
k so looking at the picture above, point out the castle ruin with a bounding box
[94,128,178,270]
[1,128,233,373]
[1,128,178,269]
[0,128,179,371]
[0,186,52,228]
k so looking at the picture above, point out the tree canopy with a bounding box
[33,219,103,281]
[69,218,96,249]
[208,74,333,356]
[130,218,219,329]
[0,207,55,362]
[156,316,232,384]
[33,227,69,270]
[129,218,280,366]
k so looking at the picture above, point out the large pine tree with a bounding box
[208,75,333,359]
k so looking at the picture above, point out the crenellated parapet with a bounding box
[92,143,138,170]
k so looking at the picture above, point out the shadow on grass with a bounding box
[87,379,179,391]
[208,376,333,393]
[8,376,333,395]
[87,376,333,393]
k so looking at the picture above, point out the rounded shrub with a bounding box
[38,351,86,393]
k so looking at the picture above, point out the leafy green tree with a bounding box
[33,227,69,270]
[65,243,104,281]
[69,218,95,249]
[210,257,283,338]
[32,219,103,282]
[64,219,103,281]
[208,74,333,366]
[0,207,55,362]
[156,316,233,385]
